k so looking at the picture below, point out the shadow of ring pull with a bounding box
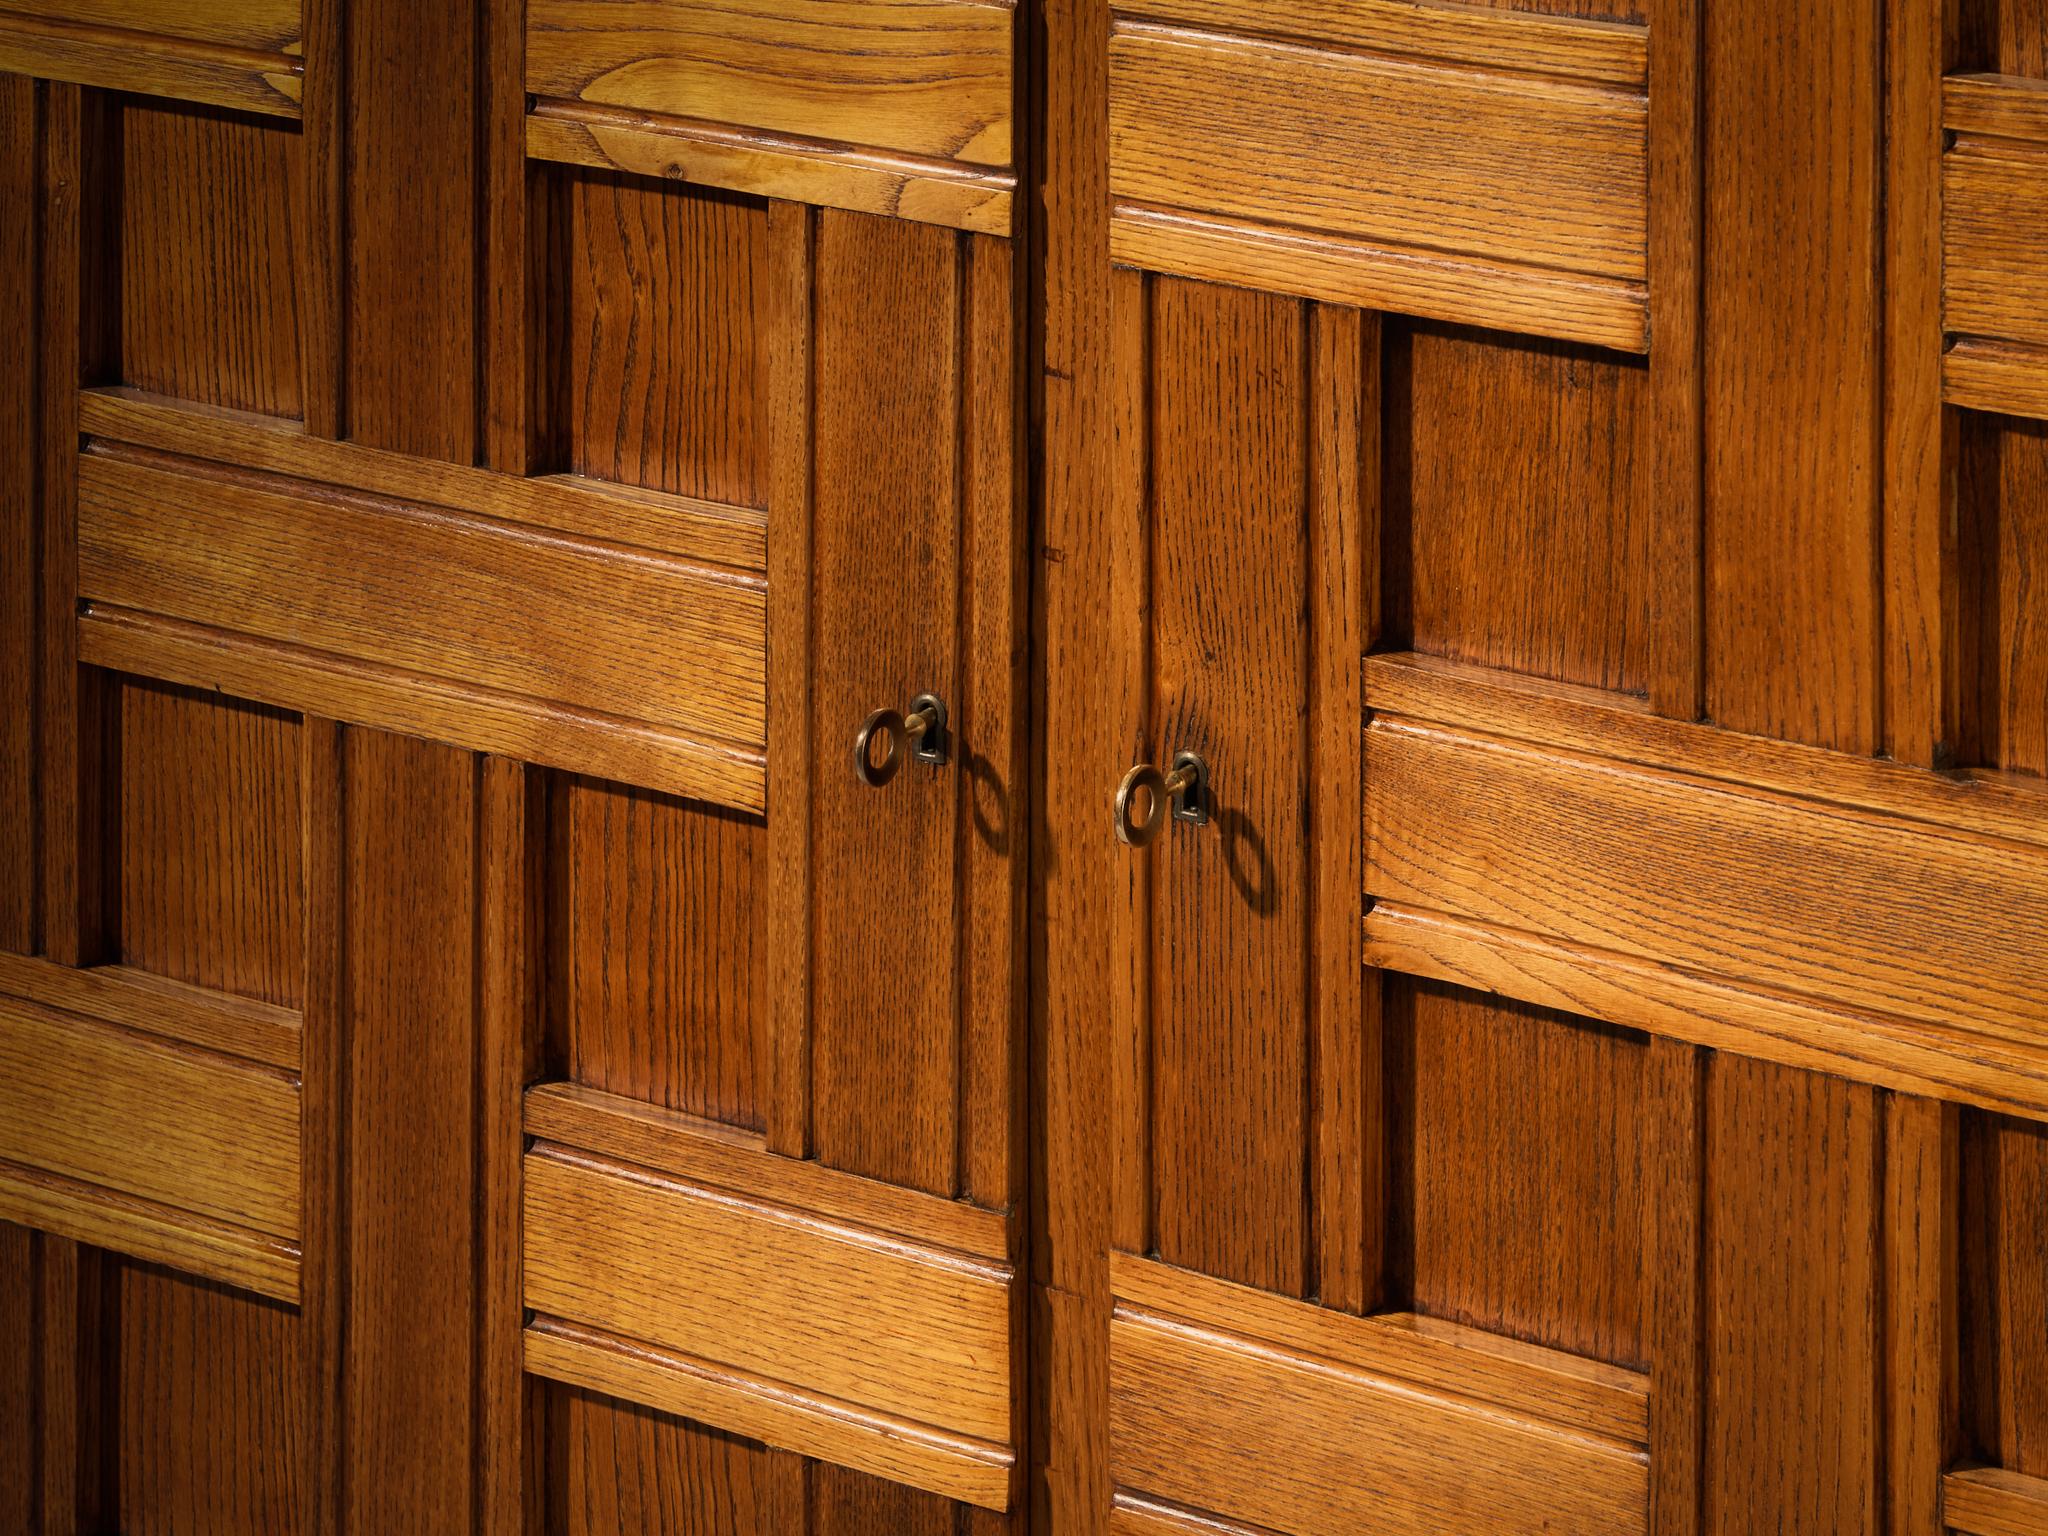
[853,692,950,787]
[1114,751,1210,847]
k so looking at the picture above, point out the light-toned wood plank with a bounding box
[1110,1491,1278,1536]
[0,952,299,1070]
[1888,1096,1957,1536]
[524,1081,1009,1261]
[526,1317,1013,1510]
[0,991,299,1239]
[80,606,766,814]
[1109,0,1645,85]
[1645,1038,1704,1536]
[1110,1255,1648,1535]
[80,387,766,571]
[0,1159,298,1303]
[1108,18,1646,334]
[1945,123,2048,352]
[1365,717,2048,1048]
[528,106,1014,237]
[77,444,766,756]
[523,1141,1015,1498]
[1946,1467,2048,1536]
[1111,202,1646,354]
[526,0,1012,165]
[1946,337,2048,424]
[3,0,299,51]
[1945,73,2048,146]
[0,11,301,116]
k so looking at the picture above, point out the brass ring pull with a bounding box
[854,693,950,787]
[1114,751,1209,846]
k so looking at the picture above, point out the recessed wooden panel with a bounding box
[522,1089,1016,1509]
[0,993,299,1296]
[113,99,305,418]
[1388,979,1645,1367]
[108,676,302,1007]
[1107,1254,1649,1536]
[1945,76,2048,408]
[0,3,303,116]
[105,1258,302,1536]
[76,445,767,810]
[1385,320,1654,693]
[1108,3,1647,350]
[556,174,766,505]
[554,777,765,1129]
[1958,411,2048,774]
[1961,1111,2048,1478]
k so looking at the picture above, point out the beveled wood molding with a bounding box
[1108,1253,1649,1535]
[1107,0,1648,350]
[522,1086,1019,1510]
[1364,653,2048,1121]
[1945,1467,2048,1536]
[1942,73,2048,421]
[0,3,304,116]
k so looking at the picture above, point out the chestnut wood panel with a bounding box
[1107,1254,1649,1536]
[0,73,36,958]
[0,7,303,117]
[1107,4,1647,350]
[0,951,298,1069]
[75,444,768,810]
[1958,412,2048,775]
[1944,76,2048,409]
[1961,1112,2048,1478]
[0,991,299,1298]
[522,1091,1017,1508]
[1947,1468,2048,1536]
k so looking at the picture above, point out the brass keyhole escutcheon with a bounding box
[1114,751,1210,846]
[854,693,950,787]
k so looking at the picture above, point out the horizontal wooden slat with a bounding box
[1945,73,2048,146]
[76,444,768,810]
[0,951,299,1070]
[0,9,301,116]
[1364,708,2048,1055]
[526,0,1013,232]
[1107,11,1646,348]
[1109,1254,1647,1536]
[1945,337,2048,422]
[0,991,300,1295]
[81,389,766,572]
[1947,1467,2048,1536]
[524,1083,1008,1262]
[523,1135,1015,1507]
[1110,1491,1279,1536]
[1944,76,2048,400]
[527,102,1015,238]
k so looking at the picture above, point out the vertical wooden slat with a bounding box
[39,82,92,968]
[298,0,344,438]
[1308,302,1369,1315]
[299,717,344,1536]
[343,731,478,1535]
[1647,1036,1705,1536]
[35,1233,81,1536]
[764,197,814,1162]
[1108,264,1150,1259]
[0,73,36,957]
[482,0,529,473]
[958,232,1023,1211]
[1884,1094,1957,1536]
[1649,0,1705,720]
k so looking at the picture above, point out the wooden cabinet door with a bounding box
[0,1,1025,1530]
[1040,0,2048,1532]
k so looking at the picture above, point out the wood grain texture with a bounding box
[0,73,33,958]
[1701,0,1882,753]
[1146,276,1307,1297]
[0,11,302,117]
[1945,77,2048,358]
[1387,980,1645,1367]
[1703,1057,1878,1535]
[554,778,764,1128]
[297,716,342,1536]
[1645,1037,1704,1536]
[104,1258,302,1535]
[527,101,1017,238]
[555,173,765,504]
[0,951,298,1070]
[1946,1468,2048,1536]
[113,98,304,418]
[1109,1254,1648,1535]
[75,446,768,802]
[1107,8,1647,349]
[1961,1111,2048,1478]
[1948,337,2048,423]
[1384,321,1654,694]
[1886,1095,1958,1536]
[108,676,302,1007]
[1364,714,2048,1051]
[1958,412,2048,775]
[0,1224,31,1532]
[342,729,478,1533]
[808,211,961,1195]
[526,0,1014,165]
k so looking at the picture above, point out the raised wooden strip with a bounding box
[1109,1254,1648,1536]
[1108,14,1646,349]
[1363,702,2048,1053]
[81,388,767,571]
[528,102,1015,238]
[0,951,299,1070]
[1947,337,2048,424]
[1948,1467,2048,1536]
[0,9,302,116]
[1944,75,2048,390]
[76,446,768,805]
[522,1110,1015,1507]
